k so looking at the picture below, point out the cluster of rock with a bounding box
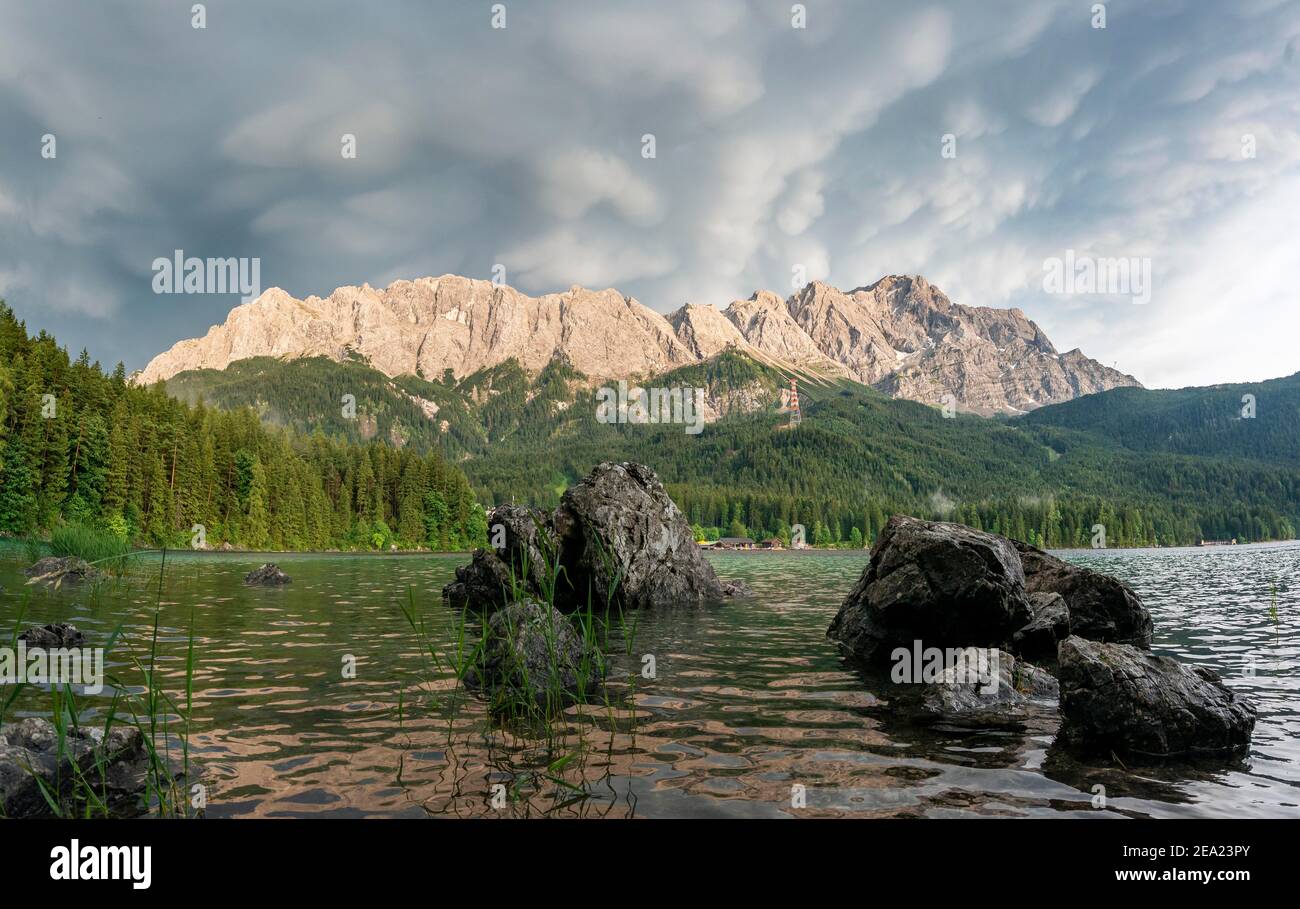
[446,462,748,613]
[0,719,162,818]
[23,556,107,588]
[828,516,1256,761]
[17,622,87,648]
[444,462,748,707]
[244,563,292,586]
[0,623,188,818]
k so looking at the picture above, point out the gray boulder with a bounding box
[445,463,745,611]
[912,648,1060,726]
[1056,636,1256,759]
[18,622,87,648]
[553,462,734,609]
[462,600,602,710]
[23,556,106,588]
[1014,541,1153,647]
[1011,592,1071,659]
[444,505,555,610]
[827,516,1033,664]
[244,563,291,586]
[0,718,171,818]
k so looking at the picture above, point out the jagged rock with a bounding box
[827,516,1033,664]
[909,648,1060,726]
[23,556,106,588]
[0,718,175,818]
[244,563,291,586]
[446,463,743,610]
[1014,541,1153,647]
[488,505,557,592]
[18,623,86,649]
[444,548,515,610]
[1012,592,1071,659]
[462,600,602,709]
[137,273,1138,415]
[551,461,733,609]
[444,504,557,610]
[1056,636,1256,759]
[721,580,753,598]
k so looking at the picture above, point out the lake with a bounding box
[1,543,1296,818]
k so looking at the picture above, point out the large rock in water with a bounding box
[244,563,291,586]
[444,463,745,611]
[1056,636,1256,759]
[0,718,172,818]
[18,622,87,648]
[462,600,602,709]
[553,462,734,609]
[827,516,1033,663]
[444,505,555,610]
[1014,541,1152,647]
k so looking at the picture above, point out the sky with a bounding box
[1,0,1298,388]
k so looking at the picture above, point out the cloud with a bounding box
[0,0,1296,390]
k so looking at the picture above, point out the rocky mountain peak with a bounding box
[137,273,1140,415]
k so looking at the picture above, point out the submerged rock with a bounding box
[0,718,173,818]
[910,648,1060,726]
[1014,541,1153,647]
[827,516,1032,664]
[1012,592,1071,659]
[444,462,747,611]
[721,579,753,598]
[17,622,87,649]
[462,600,602,709]
[1056,636,1256,759]
[23,556,106,588]
[244,563,291,586]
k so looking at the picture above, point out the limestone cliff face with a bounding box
[138,273,1139,414]
[137,276,697,387]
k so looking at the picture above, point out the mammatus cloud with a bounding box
[0,0,1297,387]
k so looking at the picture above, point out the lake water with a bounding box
[2,542,1297,818]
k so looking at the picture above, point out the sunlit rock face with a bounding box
[138,273,1139,414]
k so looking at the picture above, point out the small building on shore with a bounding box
[715,536,756,550]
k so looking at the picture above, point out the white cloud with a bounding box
[1,0,1297,387]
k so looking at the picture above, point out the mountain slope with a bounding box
[1016,372,1300,467]
[163,348,1297,547]
[138,273,1139,414]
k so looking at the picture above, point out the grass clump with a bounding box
[48,522,135,574]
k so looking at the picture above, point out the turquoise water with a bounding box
[1,542,1296,818]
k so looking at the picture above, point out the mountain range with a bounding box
[138,273,1139,416]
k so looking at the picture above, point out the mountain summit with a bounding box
[137,273,1139,414]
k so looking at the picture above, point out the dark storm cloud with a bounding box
[1,0,1298,385]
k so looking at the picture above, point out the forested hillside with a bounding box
[1016,373,1300,467]
[162,344,1299,549]
[19,304,1294,553]
[465,377,1298,548]
[0,303,487,551]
